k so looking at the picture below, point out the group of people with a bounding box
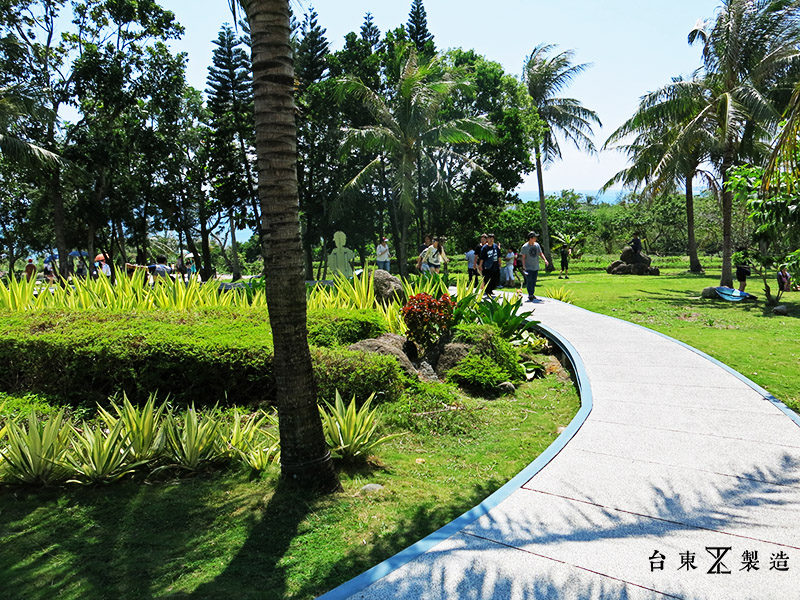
[466,231,564,301]
[375,231,574,303]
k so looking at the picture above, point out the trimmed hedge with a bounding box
[307,308,387,347]
[0,308,403,408]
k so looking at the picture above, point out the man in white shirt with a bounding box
[376,237,391,272]
[520,231,548,302]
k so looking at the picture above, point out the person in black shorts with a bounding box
[559,246,571,279]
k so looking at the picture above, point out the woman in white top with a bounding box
[376,237,391,272]
[417,237,448,274]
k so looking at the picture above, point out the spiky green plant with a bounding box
[319,391,402,461]
[542,286,574,304]
[333,271,376,309]
[98,393,167,462]
[66,419,144,484]
[160,406,223,472]
[474,296,540,342]
[1,410,72,485]
[218,410,273,459]
[401,272,450,300]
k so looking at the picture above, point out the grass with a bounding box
[0,377,579,599]
[533,256,799,412]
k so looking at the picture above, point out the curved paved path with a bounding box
[319,299,800,600]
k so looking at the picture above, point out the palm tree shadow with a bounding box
[310,454,800,599]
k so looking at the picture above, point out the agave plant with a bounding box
[159,406,223,472]
[333,271,376,310]
[541,285,574,304]
[474,296,540,342]
[217,410,272,459]
[319,391,402,461]
[1,410,72,485]
[66,419,144,484]
[97,393,167,462]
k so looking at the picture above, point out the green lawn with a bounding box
[0,378,579,600]
[534,259,799,413]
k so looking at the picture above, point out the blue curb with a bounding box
[316,321,593,600]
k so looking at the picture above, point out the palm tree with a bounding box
[523,44,601,271]
[230,0,339,492]
[604,76,717,273]
[338,48,496,275]
[0,85,62,167]
[664,0,800,287]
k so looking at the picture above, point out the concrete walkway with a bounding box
[319,299,800,600]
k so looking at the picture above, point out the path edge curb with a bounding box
[316,321,593,599]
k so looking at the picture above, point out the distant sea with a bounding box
[516,189,624,204]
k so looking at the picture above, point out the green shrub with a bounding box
[0,308,402,409]
[307,308,387,347]
[312,347,405,405]
[0,309,275,408]
[442,324,525,392]
[452,323,525,382]
[385,380,477,436]
[446,354,510,391]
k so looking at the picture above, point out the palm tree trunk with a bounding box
[534,148,554,271]
[245,0,340,492]
[685,174,702,273]
[719,150,734,288]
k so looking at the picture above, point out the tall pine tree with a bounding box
[406,0,435,56]
[206,23,258,280]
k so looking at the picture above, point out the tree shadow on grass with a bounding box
[635,287,800,319]
[0,473,255,600]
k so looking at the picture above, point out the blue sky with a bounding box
[162,0,721,195]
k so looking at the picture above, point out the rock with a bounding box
[630,262,650,275]
[606,260,624,274]
[348,333,416,376]
[620,246,652,267]
[701,286,718,299]
[417,360,439,381]
[373,269,404,304]
[773,305,789,316]
[648,267,660,276]
[434,342,471,378]
[611,263,631,275]
[359,483,384,495]
[497,381,516,394]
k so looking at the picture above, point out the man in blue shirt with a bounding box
[478,232,501,297]
[520,232,549,302]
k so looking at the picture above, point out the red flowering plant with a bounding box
[401,292,456,349]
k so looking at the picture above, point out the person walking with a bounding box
[376,237,391,272]
[521,231,549,302]
[478,232,501,297]
[502,247,516,287]
[465,246,477,287]
[417,237,448,274]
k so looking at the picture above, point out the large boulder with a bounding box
[611,263,631,275]
[434,342,471,378]
[607,246,657,275]
[620,246,652,266]
[373,269,404,304]
[349,333,416,376]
